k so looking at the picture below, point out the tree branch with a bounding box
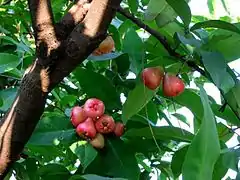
[27,0,60,65]
[117,7,206,77]
[50,0,121,88]
[0,0,122,178]
[55,0,92,40]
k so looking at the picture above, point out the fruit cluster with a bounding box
[141,66,185,97]
[70,98,124,149]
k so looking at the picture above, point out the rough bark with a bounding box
[0,0,122,178]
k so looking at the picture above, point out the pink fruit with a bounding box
[163,73,185,97]
[83,98,105,118]
[76,118,96,139]
[90,133,105,149]
[141,67,164,90]
[95,114,115,134]
[71,106,87,127]
[114,122,125,137]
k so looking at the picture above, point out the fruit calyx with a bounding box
[95,114,115,134]
[83,98,105,119]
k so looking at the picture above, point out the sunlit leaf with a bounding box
[182,87,220,180]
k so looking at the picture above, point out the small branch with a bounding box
[117,7,206,77]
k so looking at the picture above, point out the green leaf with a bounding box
[213,142,229,180]
[207,0,216,16]
[122,28,144,74]
[122,83,157,124]
[144,0,167,21]
[0,87,17,112]
[211,104,240,126]
[225,81,240,118]
[82,174,127,180]
[13,162,30,180]
[81,174,127,180]
[200,51,235,93]
[85,138,140,179]
[73,67,121,109]
[182,86,220,180]
[0,97,2,107]
[70,141,98,172]
[123,126,194,142]
[166,0,192,27]
[171,145,189,178]
[128,0,138,13]
[0,53,20,73]
[28,129,76,146]
[220,0,230,15]
[113,53,130,74]
[205,24,240,62]
[155,5,177,28]
[191,20,240,34]
[171,89,203,120]
[25,158,39,180]
[38,164,70,180]
[172,113,190,127]
[88,52,123,61]
[138,101,158,124]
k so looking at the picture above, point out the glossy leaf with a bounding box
[70,141,98,172]
[225,81,240,118]
[122,28,144,74]
[211,103,240,126]
[73,67,121,109]
[0,87,17,112]
[182,87,220,180]
[171,145,189,178]
[207,0,216,15]
[166,0,192,27]
[37,164,70,180]
[85,138,140,179]
[200,51,235,93]
[123,126,194,142]
[191,20,240,34]
[28,129,76,146]
[87,52,123,61]
[128,0,138,13]
[0,53,20,73]
[122,83,157,124]
[144,0,167,21]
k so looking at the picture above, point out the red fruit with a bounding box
[84,98,105,118]
[71,106,87,127]
[76,118,96,139]
[92,36,115,56]
[141,67,164,90]
[163,73,185,97]
[90,133,105,149]
[114,122,125,137]
[95,114,115,134]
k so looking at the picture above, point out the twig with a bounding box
[117,7,206,77]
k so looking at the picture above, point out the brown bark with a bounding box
[0,0,122,178]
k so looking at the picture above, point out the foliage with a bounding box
[1,0,240,179]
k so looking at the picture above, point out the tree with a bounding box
[0,0,240,179]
